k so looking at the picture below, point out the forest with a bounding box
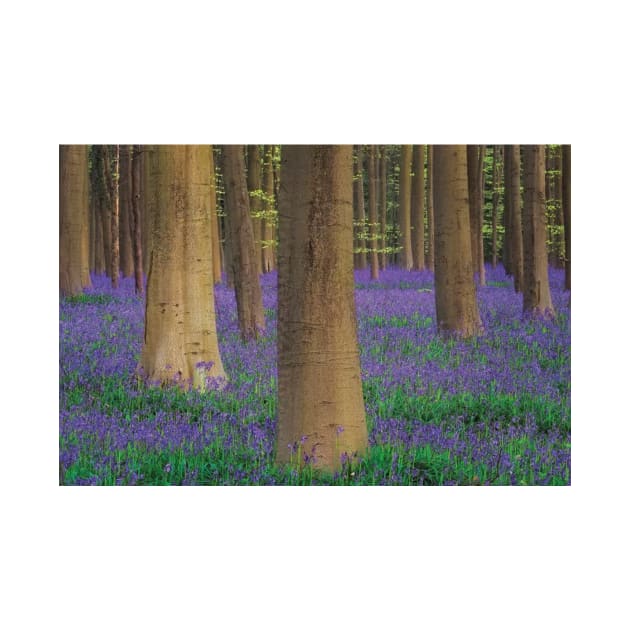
[59,144,570,485]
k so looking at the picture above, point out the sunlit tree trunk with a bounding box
[223,145,266,341]
[467,144,486,285]
[130,145,144,295]
[261,145,275,273]
[411,144,425,270]
[98,146,112,277]
[60,144,91,296]
[562,144,571,291]
[276,145,368,471]
[106,145,120,289]
[505,145,523,292]
[379,145,388,270]
[208,146,222,284]
[142,145,157,274]
[246,144,263,277]
[118,145,134,278]
[367,145,379,280]
[140,145,227,389]
[522,145,555,317]
[353,146,367,269]
[491,146,502,269]
[399,144,413,270]
[426,145,435,272]
[433,145,482,337]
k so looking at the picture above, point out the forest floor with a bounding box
[59,265,570,485]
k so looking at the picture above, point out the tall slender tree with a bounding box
[130,145,144,295]
[367,145,379,280]
[246,144,264,277]
[106,145,120,289]
[222,145,266,341]
[562,144,571,291]
[522,145,555,317]
[142,145,157,274]
[118,145,134,278]
[140,145,227,389]
[353,145,367,270]
[433,145,482,337]
[209,146,222,284]
[467,145,486,285]
[261,145,275,273]
[411,144,425,271]
[379,146,388,270]
[399,144,413,270]
[505,145,523,293]
[426,145,435,272]
[60,144,91,296]
[491,146,502,268]
[276,145,368,471]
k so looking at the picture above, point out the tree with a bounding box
[399,144,413,270]
[467,144,486,285]
[522,145,555,317]
[562,144,571,291]
[504,145,523,292]
[142,145,157,274]
[426,145,435,272]
[246,144,264,277]
[276,145,368,471]
[209,146,222,284]
[353,145,367,270]
[411,144,425,271]
[261,145,275,273]
[367,145,379,280]
[491,146,502,269]
[118,145,134,278]
[222,145,266,341]
[433,145,482,337]
[379,145,388,270]
[130,145,144,295]
[105,145,120,289]
[140,145,227,389]
[60,144,91,296]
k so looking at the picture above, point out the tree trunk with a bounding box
[140,145,227,389]
[367,145,379,280]
[60,144,91,296]
[522,145,555,317]
[130,145,144,295]
[426,145,435,272]
[466,145,485,285]
[562,144,571,291]
[208,146,222,284]
[142,145,157,274]
[477,146,486,286]
[261,145,275,273]
[107,145,120,289]
[491,145,502,269]
[98,146,112,277]
[246,144,264,277]
[505,145,523,293]
[399,144,413,270]
[411,144,425,271]
[222,145,266,341]
[353,145,367,270]
[276,145,368,471]
[433,145,482,338]
[118,145,134,278]
[379,145,388,270]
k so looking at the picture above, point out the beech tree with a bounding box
[222,145,265,341]
[522,145,555,317]
[140,145,226,389]
[379,146,388,270]
[353,145,367,270]
[118,145,134,278]
[60,144,91,296]
[261,145,275,273]
[411,144,425,271]
[130,145,144,295]
[562,144,571,291]
[504,145,523,293]
[276,145,368,471]
[467,144,486,285]
[433,145,482,337]
[246,144,264,277]
[399,144,413,270]
[426,145,435,272]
